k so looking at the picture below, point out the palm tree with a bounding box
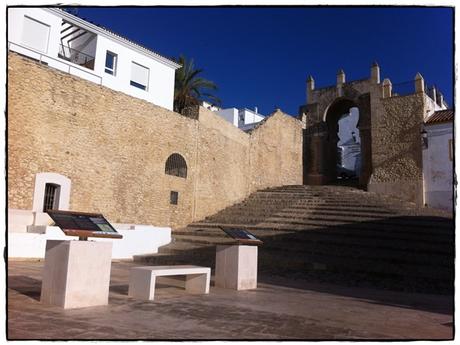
[174,55,221,114]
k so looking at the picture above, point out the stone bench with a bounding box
[128,265,211,301]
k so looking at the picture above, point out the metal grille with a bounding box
[43,183,59,212]
[165,154,187,178]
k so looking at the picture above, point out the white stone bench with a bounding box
[128,265,211,301]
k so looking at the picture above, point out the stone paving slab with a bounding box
[7,260,453,340]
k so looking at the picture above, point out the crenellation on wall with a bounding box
[8,52,303,229]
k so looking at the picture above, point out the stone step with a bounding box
[183,223,452,244]
[174,229,453,254]
[173,231,452,256]
[138,239,452,281]
[207,207,397,220]
[258,216,453,230]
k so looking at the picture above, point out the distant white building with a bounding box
[422,109,454,211]
[337,108,361,177]
[201,101,265,131]
[8,7,181,110]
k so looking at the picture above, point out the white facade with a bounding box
[422,121,453,211]
[215,107,265,129]
[8,7,180,110]
[8,225,172,259]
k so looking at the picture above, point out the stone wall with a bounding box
[8,52,303,229]
[368,93,425,204]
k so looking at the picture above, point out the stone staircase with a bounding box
[135,185,454,294]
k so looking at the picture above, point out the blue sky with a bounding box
[70,6,453,116]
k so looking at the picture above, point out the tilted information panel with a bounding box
[47,210,122,239]
[220,227,263,245]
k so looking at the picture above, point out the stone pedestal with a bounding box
[41,240,112,309]
[215,245,258,290]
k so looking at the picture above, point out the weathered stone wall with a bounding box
[8,52,303,228]
[249,113,303,191]
[368,93,425,204]
[300,68,425,204]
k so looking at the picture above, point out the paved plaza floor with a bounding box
[7,260,454,340]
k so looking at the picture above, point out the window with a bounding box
[43,183,60,212]
[22,16,50,53]
[105,51,117,75]
[170,191,179,205]
[165,153,187,178]
[33,172,71,213]
[130,62,149,90]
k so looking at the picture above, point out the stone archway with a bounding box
[300,64,432,205]
[301,87,373,189]
[323,97,372,187]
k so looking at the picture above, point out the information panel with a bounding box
[220,227,263,245]
[47,210,122,239]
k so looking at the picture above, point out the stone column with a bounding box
[437,92,444,108]
[431,85,437,103]
[304,123,328,185]
[371,61,380,84]
[337,69,345,97]
[415,73,424,93]
[306,75,315,104]
[382,78,392,98]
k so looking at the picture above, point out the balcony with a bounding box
[58,44,95,70]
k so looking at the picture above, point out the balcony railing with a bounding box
[8,41,102,85]
[58,44,95,70]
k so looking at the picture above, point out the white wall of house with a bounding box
[422,121,453,211]
[216,108,239,127]
[8,225,172,259]
[8,7,179,111]
[8,7,62,56]
[240,108,264,125]
[216,107,264,128]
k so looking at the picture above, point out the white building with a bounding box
[337,108,361,177]
[422,109,454,211]
[214,107,265,130]
[8,7,181,110]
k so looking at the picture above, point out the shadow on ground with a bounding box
[8,275,42,301]
[143,214,453,315]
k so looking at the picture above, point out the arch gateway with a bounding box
[299,63,449,205]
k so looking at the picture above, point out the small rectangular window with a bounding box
[43,183,60,212]
[170,191,179,205]
[105,51,117,75]
[130,61,149,91]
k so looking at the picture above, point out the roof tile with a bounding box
[425,109,454,124]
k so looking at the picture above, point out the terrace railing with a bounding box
[58,44,95,70]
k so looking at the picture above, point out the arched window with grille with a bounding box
[165,153,187,178]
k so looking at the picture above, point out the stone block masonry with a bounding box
[8,52,303,229]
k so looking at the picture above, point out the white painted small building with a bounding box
[214,107,265,129]
[422,109,454,211]
[8,7,181,110]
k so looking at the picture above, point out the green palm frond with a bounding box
[174,55,221,114]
